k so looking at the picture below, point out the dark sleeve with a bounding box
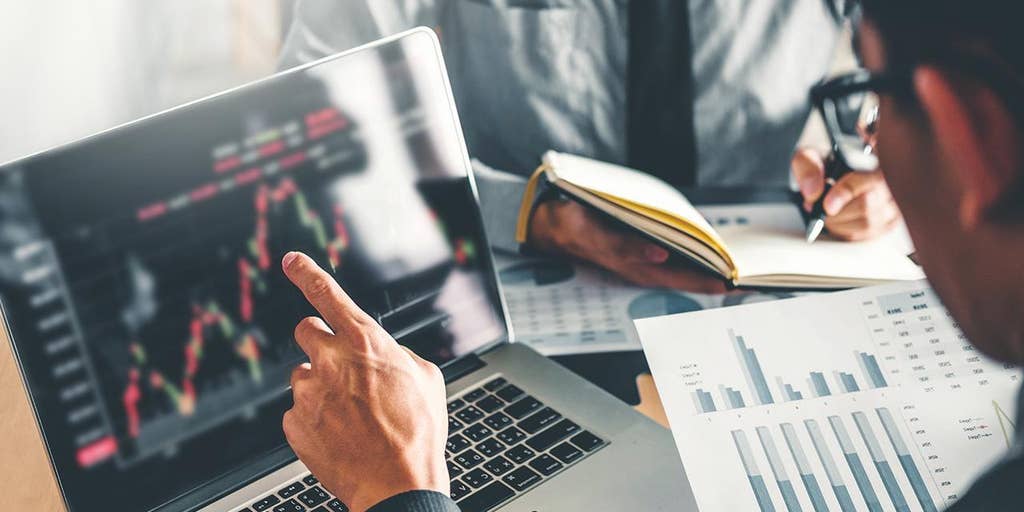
[366,490,461,512]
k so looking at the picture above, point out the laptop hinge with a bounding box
[442,354,486,384]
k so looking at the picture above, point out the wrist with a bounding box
[345,460,450,512]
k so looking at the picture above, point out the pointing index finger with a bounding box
[282,251,370,336]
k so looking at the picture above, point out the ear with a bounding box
[913,66,1021,228]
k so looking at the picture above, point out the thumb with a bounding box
[791,149,826,209]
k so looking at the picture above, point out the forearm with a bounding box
[366,491,460,512]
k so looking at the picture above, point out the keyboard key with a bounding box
[447,398,466,414]
[484,377,507,391]
[505,396,542,419]
[462,468,494,488]
[448,460,464,478]
[450,481,471,501]
[311,508,328,512]
[446,434,470,454]
[526,419,580,452]
[518,407,562,434]
[272,499,304,512]
[448,416,464,434]
[251,495,281,511]
[551,442,584,464]
[456,406,485,424]
[495,384,524,402]
[476,395,504,413]
[463,423,492,442]
[463,387,488,402]
[570,430,605,452]
[496,427,526,445]
[326,498,348,512]
[504,444,535,464]
[298,486,330,508]
[529,454,564,476]
[302,474,319,486]
[501,467,541,492]
[484,456,514,476]
[475,438,505,458]
[454,449,485,469]
[456,482,515,511]
[483,412,513,431]
[277,481,306,498]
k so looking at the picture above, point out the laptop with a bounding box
[0,28,696,512]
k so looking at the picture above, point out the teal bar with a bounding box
[731,389,746,408]
[778,479,802,512]
[697,389,717,412]
[800,474,829,512]
[749,475,777,512]
[804,419,855,512]
[852,411,909,512]
[898,455,936,512]
[876,407,938,512]
[874,460,911,512]
[810,372,831,396]
[844,452,883,512]
[743,342,775,404]
[841,373,860,392]
[781,423,826,512]
[833,484,857,512]
[733,430,777,512]
[829,416,882,512]
[861,353,888,388]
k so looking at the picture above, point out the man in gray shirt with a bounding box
[280,0,898,290]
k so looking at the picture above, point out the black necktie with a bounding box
[626,0,697,189]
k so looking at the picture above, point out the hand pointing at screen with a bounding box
[280,251,450,512]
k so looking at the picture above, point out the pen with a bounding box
[804,151,852,243]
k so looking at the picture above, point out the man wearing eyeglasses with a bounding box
[281,1,896,293]
[277,0,1024,510]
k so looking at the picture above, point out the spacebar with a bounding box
[457,482,515,512]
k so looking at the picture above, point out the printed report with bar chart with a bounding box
[636,280,1020,512]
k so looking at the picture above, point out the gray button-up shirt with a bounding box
[279,0,853,251]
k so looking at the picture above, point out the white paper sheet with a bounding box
[636,280,1018,511]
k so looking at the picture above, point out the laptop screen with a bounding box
[0,30,507,511]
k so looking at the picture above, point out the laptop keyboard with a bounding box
[237,473,347,512]
[235,375,605,512]
[445,376,607,511]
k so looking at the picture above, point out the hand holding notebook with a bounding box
[515,152,923,289]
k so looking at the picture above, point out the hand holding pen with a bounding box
[792,149,900,242]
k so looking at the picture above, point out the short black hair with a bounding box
[859,0,1021,72]
[860,0,1024,216]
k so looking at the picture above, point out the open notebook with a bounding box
[515,151,924,289]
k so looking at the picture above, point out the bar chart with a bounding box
[727,404,941,512]
[691,329,889,414]
[638,281,1021,512]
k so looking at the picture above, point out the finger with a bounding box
[823,170,886,216]
[791,149,826,208]
[826,199,901,240]
[826,185,891,224]
[293,316,334,362]
[283,252,373,336]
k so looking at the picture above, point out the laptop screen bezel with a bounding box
[0,27,514,512]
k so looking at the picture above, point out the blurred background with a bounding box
[0,1,853,165]
[0,0,292,163]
